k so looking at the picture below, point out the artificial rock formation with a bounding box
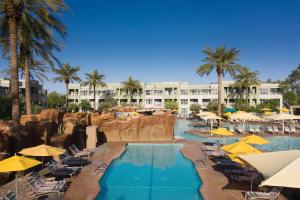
[101,113,175,141]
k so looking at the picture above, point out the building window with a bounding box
[154,99,162,106]
[200,89,210,95]
[145,99,152,105]
[145,90,153,95]
[154,90,163,95]
[190,99,198,103]
[181,99,188,105]
[259,88,269,95]
[181,108,188,115]
[180,89,188,95]
[190,89,199,95]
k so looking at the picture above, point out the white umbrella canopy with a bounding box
[202,115,223,130]
[196,111,216,117]
[239,150,300,188]
[229,111,262,130]
[264,113,300,121]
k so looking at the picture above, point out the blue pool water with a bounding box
[98,144,202,200]
[175,119,300,151]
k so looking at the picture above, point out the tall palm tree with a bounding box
[52,63,81,108]
[121,76,142,105]
[0,0,67,146]
[83,70,106,110]
[233,67,260,104]
[196,46,241,116]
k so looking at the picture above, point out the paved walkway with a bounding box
[64,142,126,200]
[181,140,247,200]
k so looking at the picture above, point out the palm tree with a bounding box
[83,70,106,110]
[121,76,142,105]
[52,63,81,108]
[232,67,260,104]
[196,46,241,116]
[0,0,67,144]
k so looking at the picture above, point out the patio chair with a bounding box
[49,160,82,172]
[244,187,281,200]
[254,127,261,133]
[284,127,291,134]
[205,150,226,157]
[223,168,251,175]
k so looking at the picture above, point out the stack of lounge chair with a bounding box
[27,178,64,198]
[244,187,282,200]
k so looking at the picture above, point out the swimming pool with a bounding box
[175,119,300,151]
[97,143,202,200]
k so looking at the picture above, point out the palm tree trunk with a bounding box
[24,55,32,115]
[93,85,96,110]
[217,71,222,116]
[8,15,21,150]
[65,82,69,108]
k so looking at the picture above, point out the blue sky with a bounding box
[1,0,300,92]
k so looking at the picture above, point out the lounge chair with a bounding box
[68,146,90,158]
[27,180,63,198]
[0,191,16,200]
[237,127,246,134]
[272,126,281,134]
[224,168,251,175]
[284,127,292,134]
[244,187,281,200]
[46,165,76,178]
[249,127,255,133]
[254,127,261,133]
[29,173,67,187]
[290,126,297,134]
[60,153,88,167]
[205,150,226,157]
[231,173,259,183]
[266,127,274,134]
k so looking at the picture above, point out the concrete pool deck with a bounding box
[64,142,126,200]
[181,140,244,200]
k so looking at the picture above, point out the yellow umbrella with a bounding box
[222,141,262,154]
[19,144,65,157]
[211,128,234,136]
[228,153,247,165]
[0,155,41,198]
[0,155,41,172]
[171,109,178,112]
[261,108,271,111]
[279,107,289,113]
[263,111,273,115]
[223,112,232,117]
[240,135,269,145]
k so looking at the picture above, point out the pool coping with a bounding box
[64,142,127,200]
[180,140,245,200]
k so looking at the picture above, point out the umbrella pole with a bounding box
[282,121,285,134]
[15,173,18,200]
[210,120,213,131]
[250,168,253,191]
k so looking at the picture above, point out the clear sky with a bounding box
[1,0,300,93]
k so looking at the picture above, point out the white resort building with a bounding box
[0,79,47,106]
[68,81,283,115]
